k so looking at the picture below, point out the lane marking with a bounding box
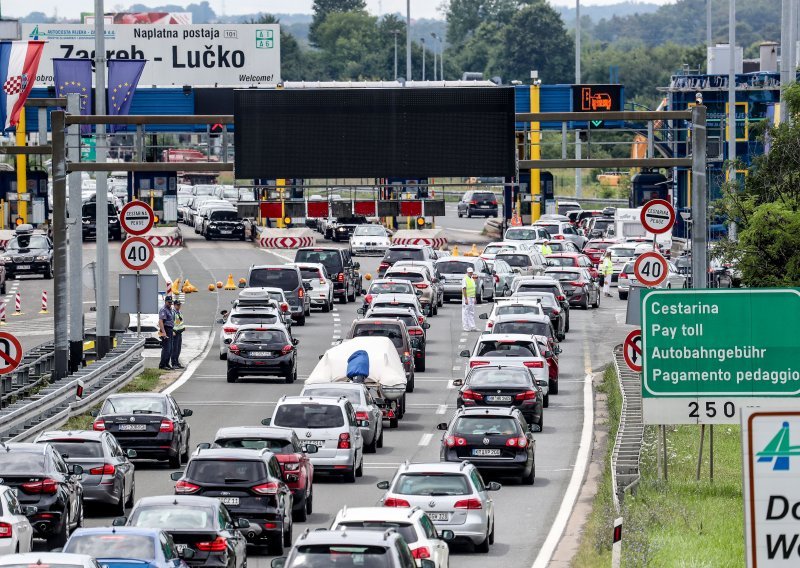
[418,433,433,446]
[452,366,461,371]
[436,404,448,414]
[261,249,294,262]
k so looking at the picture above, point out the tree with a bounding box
[314,11,384,80]
[445,0,528,46]
[309,0,367,47]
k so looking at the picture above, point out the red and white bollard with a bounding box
[39,290,48,314]
[12,292,22,316]
[0,301,6,325]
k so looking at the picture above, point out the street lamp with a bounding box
[420,37,426,81]
[391,30,400,80]
[429,36,437,81]
[432,32,443,81]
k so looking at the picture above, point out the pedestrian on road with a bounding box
[462,267,478,332]
[540,241,553,256]
[601,251,613,296]
[171,298,185,369]
[158,295,174,370]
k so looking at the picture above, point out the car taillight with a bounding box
[281,345,293,355]
[408,328,423,335]
[365,294,373,304]
[515,390,538,400]
[160,419,175,432]
[551,309,560,315]
[0,522,11,538]
[454,498,483,510]
[338,433,351,449]
[494,275,499,283]
[89,464,116,476]
[470,200,477,205]
[524,361,545,369]
[379,262,389,270]
[228,344,240,354]
[619,273,628,279]
[418,316,424,325]
[298,287,305,298]
[412,547,431,560]
[252,482,280,495]
[570,281,585,287]
[469,360,489,368]
[445,436,467,447]
[384,497,411,507]
[283,462,300,471]
[174,480,197,495]
[506,436,529,448]
[196,537,228,552]
[462,390,484,401]
[554,235,565,240]
[338,273,345,282]
[92,419,105,431]
[557,295,566,301]
[486,321,494,329]
[21,479,58,495]
[281,302,289,312]
[414,283,429,289]
[223,326,237,334]
[355,411,369,421]
[319,278,326,285]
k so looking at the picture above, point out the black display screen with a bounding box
[234,87,516,179]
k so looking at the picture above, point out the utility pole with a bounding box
[51,109,68,379]
[392,30,399,80]
[67,94,83,372]
[421,38,426,81]
[431,33,441,81]
[406,0,411,80]
[707,0,713,56]
[94,0,111,357]
[781,0,789,122]
[691,105,708,290]
[575,0,582,198]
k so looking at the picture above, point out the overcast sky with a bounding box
[4,0,668,19]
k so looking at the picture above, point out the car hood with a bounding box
[2,248,49,256]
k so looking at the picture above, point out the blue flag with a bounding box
[107,59,146,117]
[53,58,92,134]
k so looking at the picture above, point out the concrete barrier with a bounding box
[255,227,317,249]
[391,229,447,250]
[138,226,183,247]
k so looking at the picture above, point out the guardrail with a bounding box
[0,342,57,407]
[0,334,145,442]
[611,343,644,511]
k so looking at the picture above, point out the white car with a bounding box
[480,298,545,332]
[330,507,452,568]
[349,225,391,255]
[0,486,34,555]
[0,555,100,568]
[459,333,549,382]
[607,243,637,284]
[479,241,534,262]
[502,226,551,244]
[291,262,334,312]
[617,259,687,300]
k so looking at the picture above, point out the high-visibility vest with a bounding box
[601,258,614,276]
[173,309,186,332]
[463,274,476,297]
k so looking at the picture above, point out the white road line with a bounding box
[451,366,460,371]
[418,433,433,446]
[436,404,448,414]
[154,247,181,285]
[262,249,294,262]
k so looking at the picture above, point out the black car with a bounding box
[226,325,299,384]
[505,292,567,341]
[457,191,498,218]
[437,407,536,484]
[0,226,53,279]
[0,442,84,547]
[452,365,544,428]
[294,247,361,304]
[328,215,369,241]
[170,448,294,555]
[513,278,571,332]
[203,209,246,241]
[120,495,249,568]
[93,393,193,467]
[82,202,122,241]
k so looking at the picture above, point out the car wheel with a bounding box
[389,416,399,429]
[306,488,313,514]
[549,378,559,395]
[522,460,536,485]
[125,479,135,508]
[283,515,293,547]
[285,368,297,384]
[582,295,589,310]
[364,432,377,454]
[619,291,628,300]
[355,284,361,298]
[344,461,357,483]
[565,315,570,333]
[339,294,347,304]
[114,484,126,516]
[1,282,5,295]
[407,373,414,393]
[321,301,330,313]
[296,315,306,326]
[355,454,364,477]
[44,263,53,279]
[476,286,484,304]
[543,393,549,408]
[467,211,472,219]
[47,514,69,549]
[226,369,238,383]
[76,502,84,528]
[219,350,227,360]
[475,531,490,553]
[537,412,544,431]
[592,292,600,308]
[169,447,181,468]
[489,522,495,545]
[347,287,356,302]
[269,526,285,556]
[182,436,191,462]
[377,427,384,448]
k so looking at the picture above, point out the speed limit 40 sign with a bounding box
[634,251,669,287]
[120,237,155,271]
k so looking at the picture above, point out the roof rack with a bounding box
[407,506,422,519]
[459,460,471,470]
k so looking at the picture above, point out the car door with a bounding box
[268,457,293,520]
[169,396,189,448]
[4,489,33,551]
[470,468,493,519]
[345,403,363,454]
[51,449,80,525]
[421,514,449,567]
[107,434,135,492]
[292,434,314,488]
[219,502,247,565]
[364,389,383,439]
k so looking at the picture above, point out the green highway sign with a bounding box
[641,289,800,424]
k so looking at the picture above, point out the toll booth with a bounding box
[127,171,178,223]
[0,169,49,228]
[630,170,669,208]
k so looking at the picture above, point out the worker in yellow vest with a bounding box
[600,251,614,297]
[462,267,478,331]
[170,298,186,369]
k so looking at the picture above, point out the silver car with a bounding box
[618,259,687,300]
[435,257,495,303]
[290,262,334,312]
[35,430,136,514]
[376,461,498,551]
[218,305,285,360]
[300,383,384,453]
[489,258,516,298]
[532,220,587,249]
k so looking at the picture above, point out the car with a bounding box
[457,190,498,218]
[494,250,547,278]
[502,226,552,243]
[170,448,294,555]
[119,495,248,568]
[390,261,444,309]
[538,240,582,254]
[64,527,191,568]
[532,220,587,249]
[363,307,430,373]
[192,184,220,197]
[192,199,232,231]
[327,215,370,241]
[266,395,365,483]
[584,216,616,240]
[233,287,294,328]
[534,334,561,396]
[376,461,499,552]
[362,279,416,313]
[368,293,425,321]
[201,208,246,240]
[345,318,416,386]
[437,407,536,484]
[35,430,136,514]
[544,267,601,309]
[0,225,53,280]
[0,443,84,547]
[556,200,581,216]
[290,262,334,312]
[453,364,546,422]
[226,324,299,384]
[329,507,453,568]
[489,258,515,298]
[81,201,123,241]
[0,554,100,568]
[0,485,34,555]
[506,292,567,341]
[618,259,688,300]
[479,298,544,333]
[378,245,438,278]
[583,239,617,265]
[349,224,392,255]
[479,241,534,262]
[384,266,438,316]
[212,185,241,203]
[459,333,549,387]
[178,196,196,224]
[246,265,311,325]
[273,528,426,568]
[545,252,599,279]
[294,247,361,304]
[218,305,284,360]
[435,257,495,303]
[93,393,193,468]
[301,382,384,454]
[509,276,571,331]
[608,244,638,284]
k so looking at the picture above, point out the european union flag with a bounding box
[107,59,146,117]
[53,58,92,135]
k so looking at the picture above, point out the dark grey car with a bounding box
[35,430,136,514]
[246,265,312,326]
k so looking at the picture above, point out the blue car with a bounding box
[63,527,191,568]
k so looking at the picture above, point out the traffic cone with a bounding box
[470,244,478,256]
[452,246,459,257]
[224,274,236,290]
[38,290,48,314]
[0,302,7,325]
[12,292,22,316]
[171,279,181,295]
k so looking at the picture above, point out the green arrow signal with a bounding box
[591,120,604,128]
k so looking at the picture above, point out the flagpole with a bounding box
[94,0,111,358]
[15,108,26,224]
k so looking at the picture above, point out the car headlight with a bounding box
[82,219,90,225]
[208,223,217,228]
[109,217,118,223]
[36,255,49,261]
[236,223,244,228]
[284,463,300,471]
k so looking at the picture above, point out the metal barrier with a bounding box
[611,343,644,511]
[0,334,145,442]
[0,341,57,407]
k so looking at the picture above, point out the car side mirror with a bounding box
[555,346,562,355]
[182,409,193,417]
[216,318,225,324]
[292,338,300,346]
[421,561,436,568]
[302,444,319,454]
[353,262,361,270]
[356,307,365,315]
[422,322,430,330]
[220,310,228,316]
[112,516,127,526]
[487,481,502,491]
[261,418,271,426]
[179,548,196,560]
[90,410,99,417]
[436,422,448,431]
[415,289,423,296]
[376,481,391,490]
[126,449,137,459]
[237,518,250,529]
[170,471,184,481]
[544,351,554,358]
[196,442,211,450]
[439,530,455,542]
[452,379,463,387]
[478,313,488,319]
[530,424,542,433]
[459,349,470,357]
[271,558,287,568]
[359,420,370,428]
[304,283,312,291]
[23,506,38,516]
[68,464,84,476]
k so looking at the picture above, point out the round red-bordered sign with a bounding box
[120,237,155,271]
[634,251,669,287]
[640,199,675,234]
[0,331,23,375]
[120,201,155,236]
[623,329,643,373]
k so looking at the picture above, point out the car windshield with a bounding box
[496,254,531,268]
[476,340,537,358]
[46,439,104,459]
[468,367,531,387]
[368,282,414,295]
[369,313,417,328]
[547,257,577,267]
[273,404,345,429]
[353,226,386,236]
[384,249,424,262]
[482,244,511,255]
[505,229,540,240]
[234,330,286,344]
[546,242,569,253]
[216,438,295,453]
[193,185,217,196]
[394,473,471,496]
[221,188,238,199]
[437,261,474,275]
[373,301,415,312]
[0,452,45,473]
[492,321,550,336]
[65,534,156,559]
[185,459,266,483]
[210,210,237,221]
[352,324,404,348]
[516,283,559,296]
[384,272,423,284]
[290,546,390,568]
[472,193,496,201]
[546,271,581,282]
[303,388,361,405]
[229,313,278,325]
[611,248,636,258]
[248,268,300,291]
[294,250,343,275]
[336,522,418,544]
[82,203,118,218]
[7,236,49,250]
[495,304,541,316]
[101,396,166,415]
[454,416,520,436]
[586,241,612,251]
[130,505,215,529]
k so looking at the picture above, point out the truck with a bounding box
[607,207,672,251]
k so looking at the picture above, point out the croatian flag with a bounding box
[0,41,44,131]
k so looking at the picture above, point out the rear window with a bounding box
[371,314,417,329]
[186,459,266,483]
[496,254,531,268]
[229,313,278,325]
[492,321,550,337]
[495,305,541,317]
[384,272,423,283]
[468,367,531,387]
[368,282,414,295]
[472,193,497,201]
[65,534,156,559]
[611,248,636,258]
[516,284,559,296]
[476,341,537,358]
[384,248,424,262]
[505,228,540,240]
[373,301,415,312]
[0,452,45,473]
[336,521,418,544]
[46,440,103,459]
[82,203,118,218]
[295,250,343,275]
[512,294,556,307]
[291,546,390,567]
[273,404,345,429]
[437,261,474,274]
[130,505,215,529]
[546,242,569,252]
[394,473,471,496]
[547,271,581,282]
[234,330,286,345]
[586,241,612,250]
[352,324,404,348]
[546,257,577,267]
[215,438,294,453]
[101,396,167,415]
[536,224,561,234]
[454,416,520,436]
[592,219,614,230]
[248,268,300,291]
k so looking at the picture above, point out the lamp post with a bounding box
[430,36,437,81]
[575,0,582,198]
[432,32,443,81]
[421,37,426,81]
[406,0,411,80]
[391,30,400,80]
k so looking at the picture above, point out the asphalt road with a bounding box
[66,227,630,568]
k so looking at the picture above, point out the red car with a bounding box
[201,426,316,522]
[535,335,560,397]
[583,239,616,265]
[546,252,599,279]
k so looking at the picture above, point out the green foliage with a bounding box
[309,0,367,47]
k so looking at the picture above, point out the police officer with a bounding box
[462,267,478,332]
[171,298,185,369]
[601,251,614,296]
[158,296,174,370]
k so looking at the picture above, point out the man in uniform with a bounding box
[158,296,174,370]
[462,267,477,332]
[171,298,185,369]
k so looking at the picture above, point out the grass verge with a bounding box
[574,366,744,567]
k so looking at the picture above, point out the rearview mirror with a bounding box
[376,481,390,490]
[530,424,542,433]
[271,559,287,568]
[555,346,562,355]
[261,418,271,426]
[220,310,228,316]
[359,420,370,428]
[436,422,448,431]
[238,282,246,289]
[68,464,84,476]
[23,506,38,516]
[236,518,250,529]
[415,290,423,296]
[196,442,211,450]
[452,379,463,387]
[302,444,319,454]
[126,449,137,459]
[216,318,224,324]
[179,548,196,560]
[487,481,502,491]
[421,561,436,568]
[90,410,99,417]
[356,308,365,315]
[182,409,193,417]
[439,530,455,542]
[112,517,127,526]
[292,338,300,346]
[544,351,554,358]
[422,322,430,330]
[478,313,488,320]
[353,262,361,270]
[459,350,470,357]
[170,471,184,481]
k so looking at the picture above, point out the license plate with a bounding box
[480,205,489,208]
[250,351,273,357]
[220,497,239,506]
[486,395,512,402]
[118,424,147,431]
[566,290,574,295]
[16,265,30,270]
[472,449,501,456]
[427,512,449,521]
[307,440,325,447]
[220,230,232,234]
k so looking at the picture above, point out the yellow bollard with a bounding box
[452,246,459,257]
[224,274,236,290]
